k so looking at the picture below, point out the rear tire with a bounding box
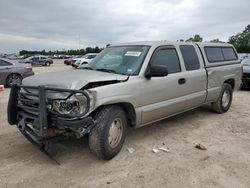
[89,106,127,160]
[6,74,22,87]
[212,83,233,113]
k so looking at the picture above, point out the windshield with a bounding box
[82,46,149,75]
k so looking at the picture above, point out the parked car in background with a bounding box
[238,53,249,62]
[0,58,34,87]
[241,58,250,87]
[64,58,72,65]
[20,55,53,66]
[71,53,98,68]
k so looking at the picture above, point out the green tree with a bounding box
[186,34,203,42]
[85,47,93,53]
[19,46,103,56]
[228,24,250,53]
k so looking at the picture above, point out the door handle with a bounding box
[178,78,186,85]
[4,67,11,70]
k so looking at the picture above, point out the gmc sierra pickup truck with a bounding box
[8,41,241,160]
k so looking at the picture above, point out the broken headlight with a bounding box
[52,93,88,116]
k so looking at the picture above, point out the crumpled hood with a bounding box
[22,69,128,90]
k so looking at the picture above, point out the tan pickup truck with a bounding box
[8,41,241,160]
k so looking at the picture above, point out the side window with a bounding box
[222,47,237,60]
[0,60,12,66]
[205,47,224,62]
[33,57,39,61]
[152,48,181,74]
[180,45,200,71]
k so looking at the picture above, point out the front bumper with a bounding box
[8,85,94,145]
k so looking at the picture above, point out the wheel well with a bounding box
[224,79,235,89]
[90,103,136,127]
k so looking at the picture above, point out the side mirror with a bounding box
[145,65,168,79]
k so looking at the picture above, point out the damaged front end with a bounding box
[7,85,95,159]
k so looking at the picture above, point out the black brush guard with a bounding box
[7,85,95,164]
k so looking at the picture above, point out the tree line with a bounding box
[19,46,103,56]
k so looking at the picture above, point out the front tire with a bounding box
[89,106,127,160]
[212,83,233,113]
[45,62,50,66]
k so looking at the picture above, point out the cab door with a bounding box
[178,44,207,109]
[140,46,187,124]
[39,56,46,65]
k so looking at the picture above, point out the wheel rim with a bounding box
[222,90,230,108]
[108,118,123,148]
[8,75,21,86]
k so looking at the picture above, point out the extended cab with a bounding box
[8,41,241,160]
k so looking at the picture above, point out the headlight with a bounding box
[52,93,88,116]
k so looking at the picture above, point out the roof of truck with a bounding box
[111,41,233,47]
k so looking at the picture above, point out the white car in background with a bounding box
[71,53,98,68]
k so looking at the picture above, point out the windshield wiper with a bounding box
[95,68,117,74]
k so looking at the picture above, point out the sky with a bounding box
[0,0,249,53]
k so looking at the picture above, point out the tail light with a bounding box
[25,66,33,72]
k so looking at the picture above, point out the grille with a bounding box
[17,88,40,116]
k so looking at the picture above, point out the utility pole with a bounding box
[78,34,81,50]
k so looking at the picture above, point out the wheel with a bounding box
[212,83,233,113]
[45,62,50,66]
[6,74,22,87]
[89,106,127,160]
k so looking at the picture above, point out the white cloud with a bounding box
[0,0,249,53]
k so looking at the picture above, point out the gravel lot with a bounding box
[0,60,250,188]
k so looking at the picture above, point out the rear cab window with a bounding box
[205,46,237,63]
[222,47,237,61]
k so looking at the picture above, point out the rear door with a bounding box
[32,56,39,65]
[178,44,207,109]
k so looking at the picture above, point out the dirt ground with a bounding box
[0,60,250,188]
